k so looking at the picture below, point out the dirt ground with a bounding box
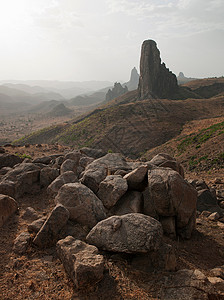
[0,146,224,299]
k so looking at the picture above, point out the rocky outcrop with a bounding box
[124,67,139,91]
[138,40,178,99]
[106,82,128,102]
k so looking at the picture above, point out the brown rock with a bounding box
[123,165,148,190]
[28,217,47,234]
[97,175,128,209]
[13,231,31,254]
[57,236,104,289]
[55,183,106,228]
[47,171,78,196]
[0,194,17,227]
[0,154,23,169]
[40,167,59,187]
[33,205,69,248]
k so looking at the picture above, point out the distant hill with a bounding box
[69,91,106,106]
[47,103,73,117]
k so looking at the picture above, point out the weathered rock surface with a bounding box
[124,165,148,190]
[86,213,163,253]
[111,191,143,216]
[106,82,128,102]
[13,231,31,254]
[33,205,69,248]
[80,147,106,159]
[57,236,104,289]
[55,183,106,228]
[138,40,178,100]
[33,156,52,165]
[64,150,81,165]
[0,163,41,197]
[0,154,23,169]
[81,153,130,193]
[47,171,78,196]
[149,153,184,177]
[0,194,17,227]
[146,167,197,238]
[60,159,78,175]
[97,175,128,209]
[40,167,59,187]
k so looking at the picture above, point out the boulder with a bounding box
[60,159,78,175]
[64,150,81,164]
[55,183,106,228]
[123,165,148,190]
[110,191,143,216]
[47,171,78,196]
[138,40,178,100]
[149,153,184,177]
[21,207,39,221]
[81,153,130,193]
[147,167,197,238]
[0,181,16,198]
[13,231,31,254]
[197,189,223,215]
[97,175,128,209]
[40,167,59,187]
[28,216,47,234]
[33,205,69,248]
[1,163,41,197]
[57,236,104,289]
[0,154,23,169]
[33,156,52,165]
[0,194,18,227]
[86,213,163,253]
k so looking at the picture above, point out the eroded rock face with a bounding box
[55,183,106,228]
[146,167,197,239]
[86,213,163,253]
[138,40,178,99]
[57,236,104,289]
[0,194,17,227]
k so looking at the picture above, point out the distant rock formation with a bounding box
[138,40,178,99]
[105,82,128,102]
[123,67,139,91]
[177,72,197,85]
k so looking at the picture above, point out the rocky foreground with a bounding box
[0,145,224,299]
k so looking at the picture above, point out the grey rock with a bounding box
[111,191,143,216]
[124,165,148,190]
[47,171,78,196]
[21,207,39,221]
[55,183,106,228]
[57,236,104,288]
[87,213,163,253]
[97,175,128,209]
[33,205,69,248]
[147,167,197,238]
[0,194,18,227]
[60,159,78,175]
[40,167,59,187]
[13,231,31,254]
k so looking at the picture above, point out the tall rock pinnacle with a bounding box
[138,40,178,99]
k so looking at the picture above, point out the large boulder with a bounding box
[86,213,163,253]
[60,159,78,175]
[0,154,23,169]
[47,171,78,196]
[146,167,197,238]
[97,175,128,209]
[0,194,17,227]
[64,150,81,164]
[81,153,130,193]
[40,167,59,187]
[33,205,69,248]
[80,147,106,159]
[0,163,41,197]
[149,153,184,178]
[57,236,104,289]
[55,183,106,228]
[138,40,178,99]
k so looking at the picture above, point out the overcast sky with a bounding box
[0,0,223,82]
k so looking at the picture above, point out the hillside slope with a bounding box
[15,95,224,158]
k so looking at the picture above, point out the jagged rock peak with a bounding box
[138,40,178,99]
[106,82,128,102]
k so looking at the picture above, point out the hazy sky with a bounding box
[0,0,223,82]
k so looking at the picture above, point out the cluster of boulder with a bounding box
[0,147,223,294]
